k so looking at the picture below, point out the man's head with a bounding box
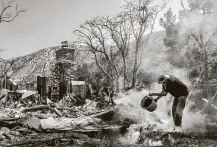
[158,74,169,84]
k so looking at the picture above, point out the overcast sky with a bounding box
[0,0,186,59]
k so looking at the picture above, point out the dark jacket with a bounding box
[162,75,189,98]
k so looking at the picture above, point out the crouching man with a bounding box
[149,74,189,129]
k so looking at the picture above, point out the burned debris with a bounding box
[0,41,127,146]
[2,0,217,146]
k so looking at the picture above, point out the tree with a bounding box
[74,17,120,82]
[0,0,25,84]
[159,7,190,68]
[186,0,213,13]
[123,0,166,88]
[74,17,124,104]
[74,0,166,91]
[74,13,133,92]
[160,7,176,37]
[179,0,217,113]
[0,58,15,88]
[101,13,131,88]
[0,0,26,24]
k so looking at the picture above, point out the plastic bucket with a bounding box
[140,96,157,112]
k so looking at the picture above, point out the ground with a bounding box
[1,123,217,147]
[0,91,217,147]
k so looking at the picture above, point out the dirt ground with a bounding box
[1,125,217,147]
[0,94,217,147]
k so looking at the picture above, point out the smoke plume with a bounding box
[115,1,217,145]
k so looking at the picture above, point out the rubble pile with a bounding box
[0,88,217,146]
[0,88,132,146]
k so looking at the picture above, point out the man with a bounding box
[149,74,189,129]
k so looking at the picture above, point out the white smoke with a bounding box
[115,86,172,128]
[115,29,207,139]
[115,49,209,135]
[179,0,217,46]
[182,101,207,133]
[115,86,208,143]
[115,0,217,145]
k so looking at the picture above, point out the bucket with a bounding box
[140,96,157,112]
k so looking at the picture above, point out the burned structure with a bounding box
[0,74,18,91]
[37,76,47,97]
[35,41,86,103]
[49,41,75,101]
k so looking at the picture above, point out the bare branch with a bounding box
[92,50,112,80]
[180,0,186,10]
[138,4,165,68]
[0,0,26,23]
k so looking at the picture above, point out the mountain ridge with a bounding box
[4,31,166,85]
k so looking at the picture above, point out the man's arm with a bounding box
[149,90,168,102]
[149,92,168,96]
[154,94,167,102]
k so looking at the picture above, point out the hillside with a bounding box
[6,31,166,85]
[8,46,59,84]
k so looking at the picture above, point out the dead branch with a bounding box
[0,0,26,23]
[138,3,166,68]
[180,0,186,10]
[123,0,167,87]
[74,20,120,80]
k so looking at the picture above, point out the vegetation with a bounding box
[0,0,25,77]
[159,0,217,113]
[74,0,166,92]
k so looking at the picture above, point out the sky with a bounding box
[0,0,186,59]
